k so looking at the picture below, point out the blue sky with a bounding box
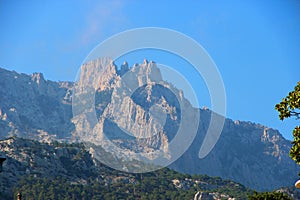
[0,0,299,140]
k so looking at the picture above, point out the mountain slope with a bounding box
[171,114,298,191]
[0,137,253,200]
[0,68,73,140]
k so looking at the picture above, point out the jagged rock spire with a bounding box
[143,58,148,65]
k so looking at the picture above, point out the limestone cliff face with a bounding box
[72,58,183,163]
[0,62,299,191]
[77,58,118,91]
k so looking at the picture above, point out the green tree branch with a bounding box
[275,82,300,165]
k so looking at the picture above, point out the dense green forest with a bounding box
[13,168,252,200]
[0,139,293,200]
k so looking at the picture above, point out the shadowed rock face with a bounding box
[0,156,6,172]
[0,59,299,191]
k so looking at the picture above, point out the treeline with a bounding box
[13,168,253,200]
[8,140,292,200]
[14,175,190,200]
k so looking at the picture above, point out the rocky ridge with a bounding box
[0,68,73,141]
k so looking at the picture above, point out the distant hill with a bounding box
[0,59,299,191]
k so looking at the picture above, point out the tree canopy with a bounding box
[275,82,300,164]
[248,191,291,200]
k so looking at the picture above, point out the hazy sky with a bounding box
[0,0,299,140]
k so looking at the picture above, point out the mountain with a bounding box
[0,59,299,191]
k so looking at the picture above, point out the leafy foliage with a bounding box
[275,82,300,164]
[248,191,292,200]
[13,168,252,200]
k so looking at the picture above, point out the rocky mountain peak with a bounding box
[77,58,163,92]
[118,61,129,76]
[77,57,117,91]
[31,72,45,84]
[72,58,178,166]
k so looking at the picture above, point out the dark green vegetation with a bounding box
[1,138,295,200]
[13,170,252,200]
[0,139,253,200]
[275,82,300,165]
[248,191,292,200]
